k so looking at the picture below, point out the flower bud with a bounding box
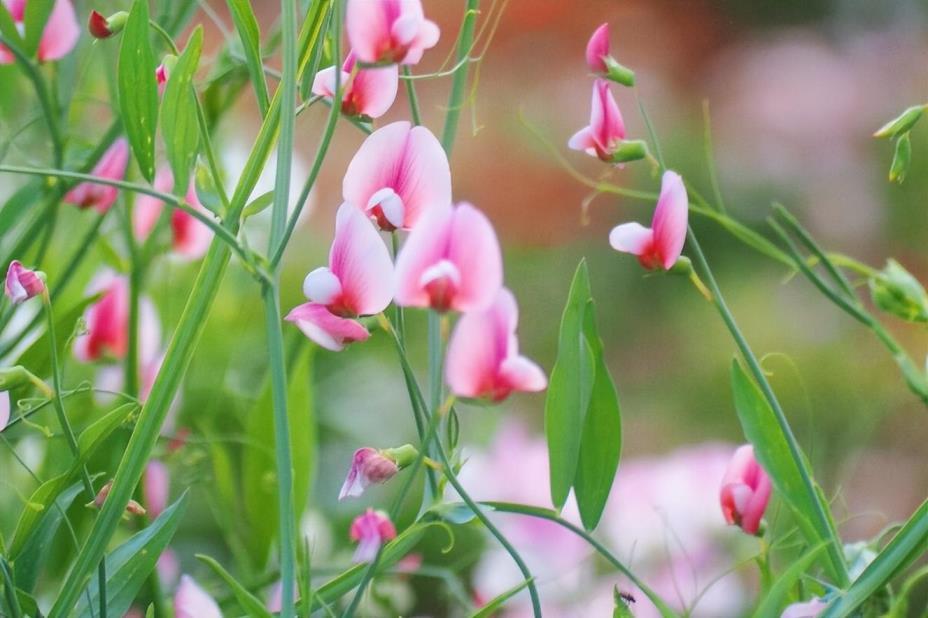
[88,10,128,39]
[873,105,925,139]
[889,132,911,184]
[5,261,45,304]
[869,259,928,323]
[720,444,771,535]
[156,55,177,96]
[90,480,146,516]
[349,508,397,562]
[338,445,418,500]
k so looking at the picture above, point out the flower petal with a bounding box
[285,302,370,352]
[651,170,689,269]
[350,63,399,118]
[499,355,548,394]
[567,126,596,155]
[329,203,394,315]
[608,222,653,256]
[37,0,79,63]
[394,203,453,307]
[174,575,222,618]
[303,266,343,305]
[345,0,391,63]
[585,23,609,74]
[446,203,503,312]
[590,79,625,152]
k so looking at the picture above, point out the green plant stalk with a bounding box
[440,0,479,154]
[402,66,422,126]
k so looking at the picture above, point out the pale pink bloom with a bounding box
[781,599,827,618]
[339,447,400,500]
[156,62,169,96]
[0,391,10,431]
[134,167,213,260]
[123,608,145,618]
[720,444,772,535]
[74,272,130,362]
[609,170,688,270]
[346,0,439,65]
[286,203,393,351]
[0,0,79,64]
[585,23,610,74]
[5,260,44,304]
[174,575,222,618]
[568,79,626,162]
[445,288,546,402]
[266,579,298,613]
[63,138,129,213]
[93,297,163,403]
[342,120,451,231]
[143,460,169,519]
[349,508,397,563]
[394,202,502,312]
[312,50,399,119]
[156,548,179,588]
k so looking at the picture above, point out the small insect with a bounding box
[617,590,636,604]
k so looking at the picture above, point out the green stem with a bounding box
[440,0,479,154]
[402,66,422,126]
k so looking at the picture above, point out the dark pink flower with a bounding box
[156,61,169,96]
[350,508,397,562]
[568,79,627,162]
[720,444,772,535]
[63,138,129,213]
[346,0,439,65]
[73,272,129,362]
[339,447,400,500]
[585,23,610,74]
[609,170,688,270]
[5,260,45,304]
[134,166,213,260]
[0,0,79,64]
[174,575,222,618]
[312,50,399,119]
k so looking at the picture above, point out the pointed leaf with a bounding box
[13,482,83,592]
[118,0,159,182]
[161,27,203,193]
[226,0,269,115]
[470,578,535,618]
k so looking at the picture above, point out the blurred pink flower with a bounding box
[342,121,451,231]
[0,391,10,431]
[134,166,213,260]
[0,0,79,64]
[568,79,626,162]
[174,575,221,618]
[156,61,169,96]
[350,508,397,563]
[73,273,130,362]
[720,444,771,535]
[445,288,546,401]
[286,203,393,351]
[339,447,399,500]
[143,460,169,519]
[312,50,399,119]
[585,23,610,74]
[609,170,688,270]
[781,598,827,618]
[156,548,179,589]
[5,260,44,304]
[346,0,439,65]
[63,138,129,213]
[394,202,502,313]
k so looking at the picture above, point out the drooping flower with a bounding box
[134,166,213,260]
[286,203,393,351]
[720,444,772,535]
[584,23,635,86]
[568,79,627,162]
[394,202,502,312]
[73,272,130,363]
[5,260,45,304]
[312,50,399,119]
[609,170,688,270]
[0,391,10,431]
[350,508,397,563]
[781,599,827,618]
[0,0,80,64]
[339,445,417,500]
[143,460,169,519]
[445,288,547,402]
[174,575,222,618]
[342,120,451,231]
[346,0,439,66]
[63,138,130,213]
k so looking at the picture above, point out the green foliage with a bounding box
[753,544,826,617]
[12,482,83,592]
[160,27,203,195]
[21,1,53,57]
[226,0,270,115]
[117,0,159,182]
[197,554,273,618]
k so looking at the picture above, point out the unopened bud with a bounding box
[874,105,925,139]
[603,56,636,87]
[339,445,418,500]
[869,259,928,323]
[5,260,45,304]
[889,133,911,184]
[89,480,146,516]
[88,10,128,39]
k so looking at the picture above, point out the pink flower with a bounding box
[720,444,772,535]
[0,391,10,431]
[134,167,213,260]
[445,288,547,402]
[350,508,397,563]
[5,260,45,304]
[156,61,169,96]
[0,0,79,64]
[346,0,439,65]
[781,599,827,618]
[568,79,627,162]
[339,447,400,500]
[286,203,393,351]
[73,272,130,363]
[343,120,451,231]
[609,170,688,270]
[174,575,222,618]
[312,50,399,119]
[156,549,179,588]
[585,23,610,74]
[143,460,169,519]
[394,202,502,312]
[63,138,129,213]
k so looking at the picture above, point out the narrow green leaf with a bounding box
[76,402,137,455]
[12,482,83,592]
[21,1,53,56]
[573,300,622,531]
[242,190,275,219]
[118,0,159,182]
[226,0,270,115]
[0,3,23,51]
[161,27,203,194]
[197,554,273,618]
[0,179,42,237]
[470,578,535,618]
[754,544,827,618]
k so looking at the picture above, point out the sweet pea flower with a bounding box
[394,202,502,312]
[312,50,399,119]
[0,0,80,64]
[568,79,627,162]
[350,508,397,563]
[174,575,222,618]
[156,549,180,588]
[134,166,213,260]
[445,288,547,402]
[339,445,417,500]
[5,260,45,304]
[73,272,129,362]
[346,0,439,65]
[584,23,635,86]
[609,170,688,270]
[720,444,772,535]
[781,599,827,618]
[0,391,10,431]
[342,121,451,231]
[87,10,127,39]
[63,138,130,212]
[286,203,393,351]
[143,460,169,519]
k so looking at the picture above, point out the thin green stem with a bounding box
[402,66,422,126]
[440,0,480,154]
[701,100,726,214]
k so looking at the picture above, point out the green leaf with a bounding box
[197,554,273,618]
[545,259,596,508]
[242,190,275,219]
[822,498,928,618]
[226,0,270,115]
[0,4,23,51]
[754,543,827,618]
[0,179,42,238]
[161,27,203,194]
[21,1,54,56]
[573,299,622,531]
[470,578,535,618]
[76,402,137,455]
[13,482,83,592]
[74,494,189,617]
[117,0,159,182]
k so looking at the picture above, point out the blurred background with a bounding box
[1,0,927,615]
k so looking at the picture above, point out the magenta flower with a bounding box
[63,138,129,213]
[0,391,10,431]
[156,61,169,96]
[0,0,79,64]
[585,23,610,74]
[339,447,400,500]
[73,272,129,363]
[609,170,688,270]
[346,0,439,65]
[134,167,213,260]
[5,260,45,304]
[143,460,169,519]
[781,599,827,618]
[720,444,772,535]
[286,204,393,351]
[445,288,547,402]
[313,50,399,119]
[343,120,451,231]
[174,575,222,618]
[394,202,502,312]
[350,508,397,563]
[568,79,627,162]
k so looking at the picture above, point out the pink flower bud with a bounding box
[346,0,439,65]
[312,50,399,119]
[585,23,610,74]
[63,138,129,213]
[339,447,400,500]
[5,261,45,304]
[0,0,79,64]
[143,460,170,519]
[720,444,772,535]
[174,575,222,618]
[156,58,174,97]
[349,508,397,563]
[87,10,127,39]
